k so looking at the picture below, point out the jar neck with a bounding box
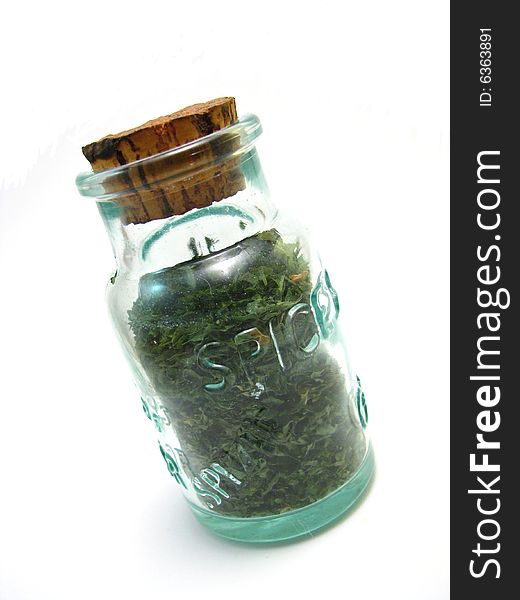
[96,148,276,275]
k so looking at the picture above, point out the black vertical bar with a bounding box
[451,2,518,597]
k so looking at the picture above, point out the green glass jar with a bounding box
[76,112,374,543]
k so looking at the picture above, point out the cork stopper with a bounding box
[82,97,245,224]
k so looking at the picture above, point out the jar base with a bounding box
[189,443,375,544]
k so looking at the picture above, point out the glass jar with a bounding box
[76,113,374,543]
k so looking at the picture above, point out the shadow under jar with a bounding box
[76,111,374,543]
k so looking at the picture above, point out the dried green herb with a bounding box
[128,229,365,517]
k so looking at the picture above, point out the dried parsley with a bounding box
[128,229,366,517]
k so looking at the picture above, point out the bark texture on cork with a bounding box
[82,97,244,224]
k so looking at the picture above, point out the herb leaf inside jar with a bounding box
[128,229,366,517]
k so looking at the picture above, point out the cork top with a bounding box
[82,97,238,172]
[80,97,245,224]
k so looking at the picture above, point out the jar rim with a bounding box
[75,113,262,200]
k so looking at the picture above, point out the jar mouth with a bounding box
[75,113,262,200]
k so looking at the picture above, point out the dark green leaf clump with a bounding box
[129,229,365,517]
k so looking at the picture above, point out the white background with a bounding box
[0,1,449,598]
